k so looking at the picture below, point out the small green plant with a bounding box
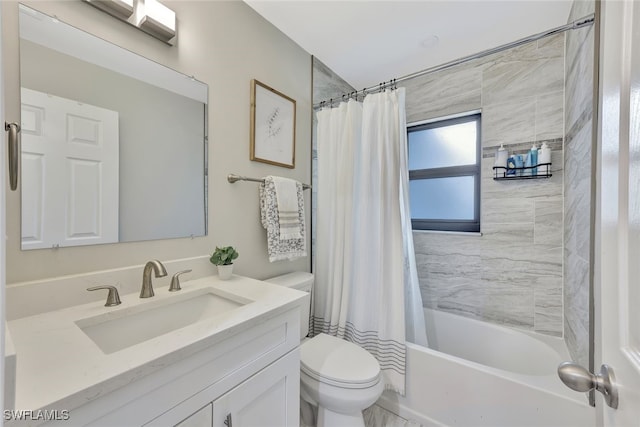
[210,246,239,266]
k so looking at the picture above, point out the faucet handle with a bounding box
[87,285,122,307]
[169,269,192,292]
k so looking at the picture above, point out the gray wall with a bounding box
[405,35,566,336]
[3,0,312,283]
[564,0,595,369]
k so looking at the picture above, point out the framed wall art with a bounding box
[250,79,296,168]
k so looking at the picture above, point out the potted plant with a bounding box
[210,246,239,280]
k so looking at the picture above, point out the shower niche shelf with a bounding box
[492,163,552,180]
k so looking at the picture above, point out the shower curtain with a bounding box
[313,88,427,395]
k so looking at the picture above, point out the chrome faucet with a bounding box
[140,259,167,298]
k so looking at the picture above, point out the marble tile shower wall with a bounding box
[564,0,595,369]
[406,34,566,336]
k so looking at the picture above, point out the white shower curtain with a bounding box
[313,88,427,396]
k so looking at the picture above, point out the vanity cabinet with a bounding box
[38,306,302,427]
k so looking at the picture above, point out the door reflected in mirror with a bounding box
[18,4,208,250]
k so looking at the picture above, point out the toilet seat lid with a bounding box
[300,333,380,388]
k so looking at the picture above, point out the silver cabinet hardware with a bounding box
[169,269,192,292]
[558,362,618,409]
[223,413,232,427]
[87,285,122,307]
[5,122,21,191]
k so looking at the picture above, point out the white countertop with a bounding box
[7,274,306,413]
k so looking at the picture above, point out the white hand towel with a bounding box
[260,177,307,262]
[270,176,303,240]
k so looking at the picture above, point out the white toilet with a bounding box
[266,272,384,427]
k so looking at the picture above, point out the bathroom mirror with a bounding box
[18,4,208,250]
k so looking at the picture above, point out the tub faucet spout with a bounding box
[140,259,167,298]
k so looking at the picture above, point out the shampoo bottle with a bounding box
[495,144,508,169]
[530,144,538,175]
[524,151,532,176]
[539,142,551,175]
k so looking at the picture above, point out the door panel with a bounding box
[20,88,119,249]
[20,152,44,244]
[597,0,640,425]
[66,158,101,240]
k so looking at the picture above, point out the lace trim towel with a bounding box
[260,176,307,262]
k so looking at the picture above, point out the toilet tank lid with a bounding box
[265,271,314,290]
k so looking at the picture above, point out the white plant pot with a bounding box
[217,264,234,280]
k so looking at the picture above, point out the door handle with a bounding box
[5,121,21,191]
[223,413,232,427]
[558,361,618,409]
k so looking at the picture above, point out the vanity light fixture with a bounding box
[85,0,134,20]
[138,0,176,42]
[83,0,176,45]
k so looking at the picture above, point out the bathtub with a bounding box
[377,308,594,427]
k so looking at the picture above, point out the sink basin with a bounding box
[76,289,248,354]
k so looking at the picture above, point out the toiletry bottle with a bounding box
[495,144,508,169]
[539,142,551,175]
[514,154,524,176]
[524,151,532,176]
[530,144,538,175]
[507,156,516,176]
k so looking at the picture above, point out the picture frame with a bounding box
[250,79,296,168]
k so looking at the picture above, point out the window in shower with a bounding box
[407,112,481,232]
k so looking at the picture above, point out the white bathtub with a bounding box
[377,308,594,427]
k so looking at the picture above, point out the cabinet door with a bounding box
[212,350,299,427]
[175,403,212,427]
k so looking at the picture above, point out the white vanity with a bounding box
[6,273,307,426]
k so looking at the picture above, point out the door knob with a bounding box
[557,361,618,409]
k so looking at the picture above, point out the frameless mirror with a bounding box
[18,4,208,250]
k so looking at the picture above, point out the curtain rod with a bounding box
[313,13,595,109]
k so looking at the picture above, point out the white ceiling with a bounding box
[245,0,574,89]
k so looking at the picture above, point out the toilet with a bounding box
[266,272,384,427]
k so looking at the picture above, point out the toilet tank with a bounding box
[265,272,313,340]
